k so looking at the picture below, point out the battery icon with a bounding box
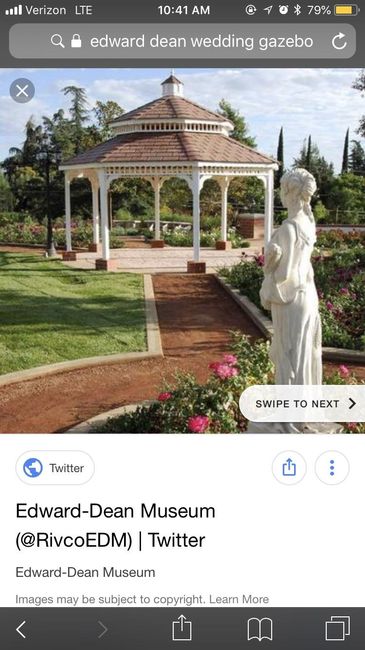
[334,4,359,15]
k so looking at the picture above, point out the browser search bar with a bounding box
[9,23,356,59]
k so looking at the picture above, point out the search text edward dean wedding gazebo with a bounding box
[60,74,278,271]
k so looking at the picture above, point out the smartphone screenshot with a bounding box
[0,0,364,647]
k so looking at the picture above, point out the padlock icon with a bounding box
[71,34,82,48]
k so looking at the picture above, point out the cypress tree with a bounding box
[275,126,284,188]
[306,135,312,171]
[341,128,350,174]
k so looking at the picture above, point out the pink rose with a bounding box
[347,422,357,432]
[222,354,238,366]
[211,363,239,380]
[188,415,210,433]
[326,301,334,311]
[158,392,172,401]
[340,287,350,295]
[339,365,350,378]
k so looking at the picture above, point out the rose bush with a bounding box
[163,227,249,249]
[0,219,125,249]
[219,247,365,351]
[316,229,365,250]
[97,334,273,433]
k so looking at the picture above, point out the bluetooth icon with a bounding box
[294,3,301,14]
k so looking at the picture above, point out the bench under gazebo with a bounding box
[60,74,278,272]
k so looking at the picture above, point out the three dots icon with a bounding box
[315,451,349,485]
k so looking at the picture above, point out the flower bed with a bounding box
[219,248,365,351]
[162,227,249,248]
[317,229,365,250]
[95,334,364,434]
[0,219,124,249]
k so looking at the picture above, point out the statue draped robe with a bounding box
[260,218,322,386]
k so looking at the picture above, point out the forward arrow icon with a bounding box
[98,620,108,639]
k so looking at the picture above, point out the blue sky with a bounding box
[0,67,364,171]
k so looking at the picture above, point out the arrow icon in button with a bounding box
[98,621,108,639]
[349,398,356,410]
[332,32,348,50]
[16,620,27,639]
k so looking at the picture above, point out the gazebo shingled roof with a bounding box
[60,73,278,271]
[64,131,275,166]
[110,95,230,125]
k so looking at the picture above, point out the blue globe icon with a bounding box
[23,458,43,478]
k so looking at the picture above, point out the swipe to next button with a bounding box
[239,385,365,423]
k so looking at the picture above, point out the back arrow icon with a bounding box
[349,397,356,410]
[98,620,108,639]
[16,620,27,639]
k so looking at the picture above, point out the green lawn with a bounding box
[0,253,147,374]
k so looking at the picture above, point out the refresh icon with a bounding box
[332,32,348,50]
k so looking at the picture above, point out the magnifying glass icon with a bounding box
[51,34,65,48]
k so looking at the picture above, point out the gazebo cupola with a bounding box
[60,73,278,272]
[161,73,184,97]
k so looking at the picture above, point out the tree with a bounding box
[349,140,365,175]
[326,173,365,224]
[294,138,334,205]
[341,128,350,174]
[93,100,124,140]
[353,71,365,137]
[0,173,14,211]
[275,127,284,189]
[306,135,312,171]
[217,99,256,147]
[161,178,191,215]
[62,86,89,153]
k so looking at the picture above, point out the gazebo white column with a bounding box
[187,167,206,273]
[99,170,109,259]
[65,173,72,252]
[91,180,100,247]
[93,183,100,244]
[193,168,201,262]
[95,170,118,270]
[215,175,231,250]
[264,169,274,248]
[149,176,166,248]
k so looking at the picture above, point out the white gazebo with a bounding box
[60,74,278,271]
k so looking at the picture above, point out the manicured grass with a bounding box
[0,253,146,374]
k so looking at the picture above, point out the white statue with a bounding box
[247,168,341,433]
[260,168,321,386]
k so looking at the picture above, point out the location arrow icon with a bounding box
[98,620,108,639]
[16,620,27,639]
[349,398,356,410]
